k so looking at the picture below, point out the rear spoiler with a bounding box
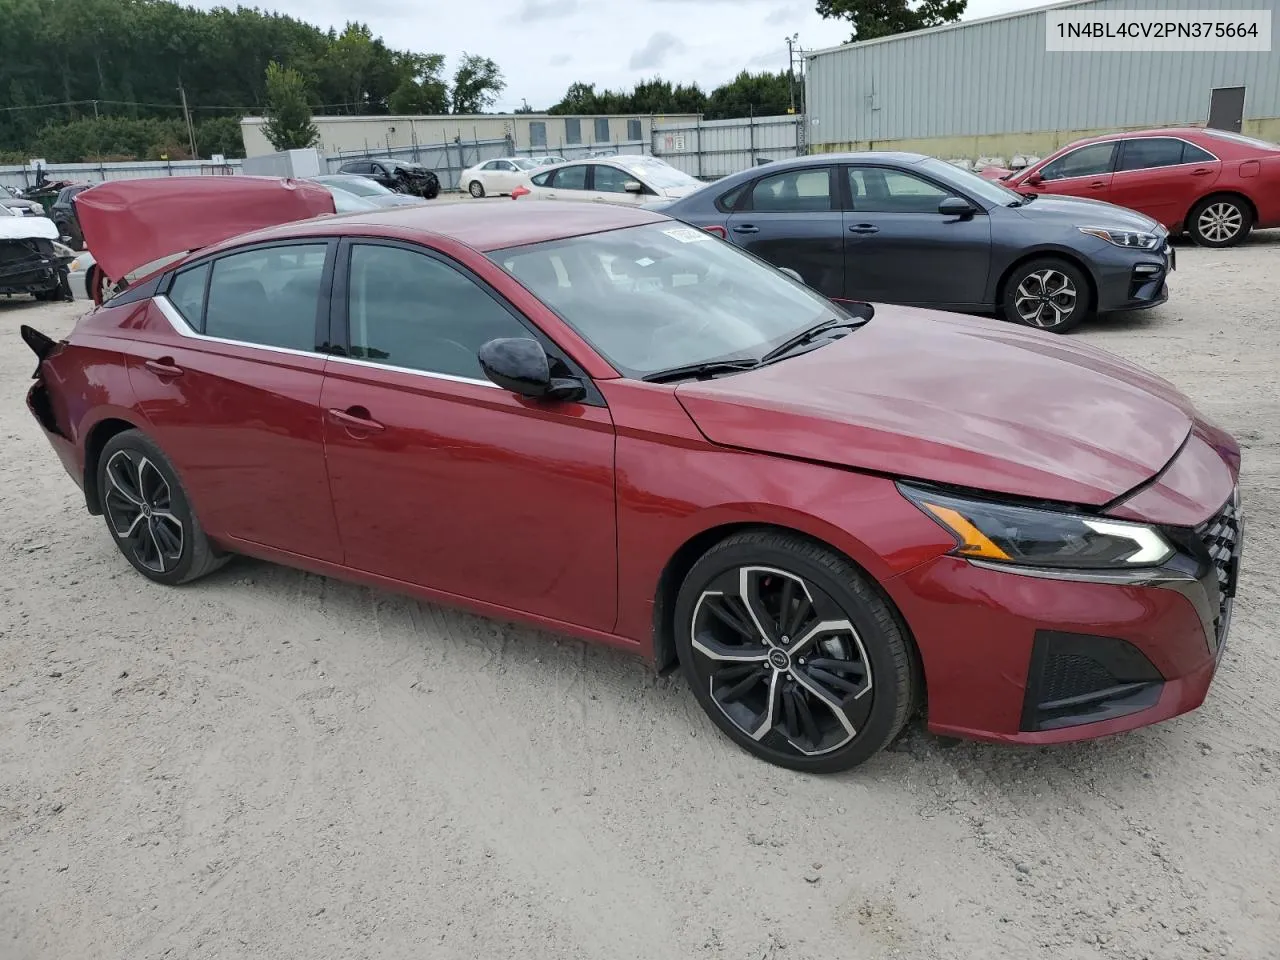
[75,176,336,287]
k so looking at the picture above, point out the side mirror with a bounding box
[938,196,976,219]
[623,180,644,193]
[1024,173,1043,186]
[477,337,586,402]
[777,267,805,284]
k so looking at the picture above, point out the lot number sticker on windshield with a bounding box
[663,227,707,244]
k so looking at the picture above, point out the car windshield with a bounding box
[490,222,837,377]
[918,157,1024,206]
[619,160,701,190]
[325,177,391,197]
[1203,130,1280,152]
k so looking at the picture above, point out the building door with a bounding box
[1208,87,1246,133]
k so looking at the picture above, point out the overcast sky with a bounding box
[196,0,1044,112]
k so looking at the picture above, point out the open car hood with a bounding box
[76,176,336,281]
[675,307,1195,507]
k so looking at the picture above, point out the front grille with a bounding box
[1195,487,1242,643]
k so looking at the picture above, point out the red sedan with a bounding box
[23,178,1243,772]
[983,127,1280,248]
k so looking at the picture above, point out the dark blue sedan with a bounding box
[651,152,1174,333]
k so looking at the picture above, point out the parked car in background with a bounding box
[459,157,541,198]
[335,158,441,199]
[0,184,44,217]
[321,185,384,214]
[510,155,703,207]
[657,152,1174,333]
[1,205,75,300]
[311,175,424,208]
[527,155,567,168]
[53,183,93,249]
[981,128,1280,248]
[21,190,1243,773]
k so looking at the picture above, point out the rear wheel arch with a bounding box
[82,417,146,515]
[1187,190,1257,229]
[651,522,923,693]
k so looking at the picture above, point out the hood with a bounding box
[675,307,1193,507]
[0,215,59,241]
[1013,194,1163,233]
[76,176,335,282]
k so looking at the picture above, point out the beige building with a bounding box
[240,113,700,159]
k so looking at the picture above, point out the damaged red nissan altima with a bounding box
[22,177,1243,772]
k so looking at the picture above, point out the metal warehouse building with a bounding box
[804,0,1279,164]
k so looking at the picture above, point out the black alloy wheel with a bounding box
[1002,257,1090,333]
[97,430,227,585]
[675,531,917,772]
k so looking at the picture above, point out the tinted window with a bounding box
[347,244,529,380]
[531,170,553,186]
[167,264,209,327]
[717,182,748,211]
[594,118,610,142]
[750,168,831,212]
[565,118,582,144]
[627,119,642,141]
[594,165,637,194]
[1118,138,1186,171]
[530,121,547,147]
[1182,141,1216,163]
[341,161,370,175]
[204,244,327,351]
[849,167,949,213]
[551,165,589,190]
[1039,142,1117,180]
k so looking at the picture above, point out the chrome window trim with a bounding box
[154,295,501,389]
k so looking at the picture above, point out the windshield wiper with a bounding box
[759,317,864,365]
[1008,192,1038,207]
[642,358,761,383]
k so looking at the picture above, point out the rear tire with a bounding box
[1188,195,1252,248]
[468,180,485,199]
[674,530,917,773]
[1001,257,1091,333]
[96,429,228,585]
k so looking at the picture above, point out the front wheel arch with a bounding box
[994,249,1098,317]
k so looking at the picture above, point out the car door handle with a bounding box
[144,358,183,378]
[848,224,880,234]
[1089,181,1107,189]
[1190,168,1212,176]
[327,406,384,434]
[732,224,759,234]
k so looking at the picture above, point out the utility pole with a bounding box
[785,34,797,114]
[92,99,100,120]
[178,81,198,159]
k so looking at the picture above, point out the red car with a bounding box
[982,127,1280,248]
[22,179,1244,772]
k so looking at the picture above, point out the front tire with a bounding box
[674,531,916,773]
[1188,195,1252,248]
[1002,257,1090,333]
[468,180,485,199]
[97,430,227,585]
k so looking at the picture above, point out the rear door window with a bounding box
[748,168,833,212]
[1117,138,1187,171]
[551,165,589,190]
[203,244,329,351]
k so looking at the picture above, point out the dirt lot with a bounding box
[1,235,1277,960]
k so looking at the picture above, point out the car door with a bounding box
[589,163,649,205]
[127,240,344,562]
[494,159,523,192]
[369,162,396,190]
[723,165,844,298]
[1109,137,1221,228]
[540,163,591,201]
[319,239,618,631]
[843,165,992,307]
[1028,141,1118,201]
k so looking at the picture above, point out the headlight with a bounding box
[899,484,1174,569]
[1078,226,1161,250]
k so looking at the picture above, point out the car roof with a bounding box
[1054,127,1219,150]
[209,200,670,254]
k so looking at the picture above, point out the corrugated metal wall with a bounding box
[806,0,1280,146]
[652,115,804,177]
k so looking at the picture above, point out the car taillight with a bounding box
[703,225,728,239]
[511,185,530,200]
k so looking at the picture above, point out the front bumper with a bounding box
[1094,241,1174,314]
[886,485,1241,745]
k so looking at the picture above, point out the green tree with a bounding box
[816,0,966,42]
[704,71,792,120]
[261,61,318,150]
[388,53,448,114]
[450,53,505,114]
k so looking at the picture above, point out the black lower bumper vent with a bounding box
[1021,631,1163,732]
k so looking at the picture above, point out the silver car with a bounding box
[311,175,425,208]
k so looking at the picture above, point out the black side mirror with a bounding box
[478,337,586,402]
[938,196,976,219]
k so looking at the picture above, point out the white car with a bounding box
[510,156,704,206]
[460,157,541,198]
[527,155,567,168]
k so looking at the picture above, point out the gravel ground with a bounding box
[2,234,1277,960]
